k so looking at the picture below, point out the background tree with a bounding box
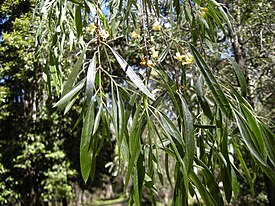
[228,0,275,204]
[0,1,78,205]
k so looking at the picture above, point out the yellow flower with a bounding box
[86,23,95,34]
[153,21,162,31]
[182,53,194,65]
[151,48,159,59]
[174,52,184,61]
[199,7,208,18]
[131,31,139,39]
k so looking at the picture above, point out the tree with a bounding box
[0,1,78,205]
[23,0,275,205]
[227,0,275,204]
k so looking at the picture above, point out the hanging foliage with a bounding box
[36,0,275,204]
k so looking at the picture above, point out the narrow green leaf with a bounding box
[64,95,77,114]
[60,49,86,109]
[157,68,182,118]
[75,5,83,38]
[260,165,275,184]
[85,53,97,101]
[133,164,141,206]
[165,153,173,186]
[98,9,111,34]
[232,108,267,166]
[136,154,145,203]
[125,129,141,189]
[200,97,213,119]
[158,43,171,63]
[232,137,254,194]
[125,111,142,189]
[227,84,252,109]
[159,112,185,149]
[117,91,126,151]
[196,75,213,119]
[190,170,217,206]
[158,112,188,193]
[111,82,119,140]
[173,0,180,17]
[90,157,97,182]
[105,44,155,100]
[123,0,134,20]
[259,122,275,166]
[196,75,204,97]
[190,44,230,115]
[207,5,226,36]
[53,78,85,108]
[224,54,247,96]
[241,105,266,158]
[73,100,89,130]
[231,168,239,198]
[220,124,232,202]
[209,0,233,32]
[80,100,94,183]
[201,167,224,206]
[92,104,102,135]
[178,93,195,174]
[68,0,83,5]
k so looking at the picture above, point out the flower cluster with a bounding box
[130,31,139,39]
[150,48,159,59]
[85,23,95,34]
[174,52,194,65]
[153,21,162,31]
[198,7,208,18]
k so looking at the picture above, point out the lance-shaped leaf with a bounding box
[232,137,254,194]
[105,44,155,100]
[80,100,94,183]
[158,112,188,193]
[190,44,230,115]
[75,5,83,38]
[63,50,85,95]
[92,104,102,135]
[158,43,171,63]
[53,78,85,108]
[197,159,225,205]
[224,54,247,96]
[190,170,218,206]
[178,93,195,174]
[196,75,213,119]
[232,108,267,166]
[209,0,233,32]
[259,122,275,167]
[85,53,97,102]
[58,49,86,109]
[241,104,266,158]
[64,95,77,114]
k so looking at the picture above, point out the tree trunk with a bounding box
[62,197,68,206]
